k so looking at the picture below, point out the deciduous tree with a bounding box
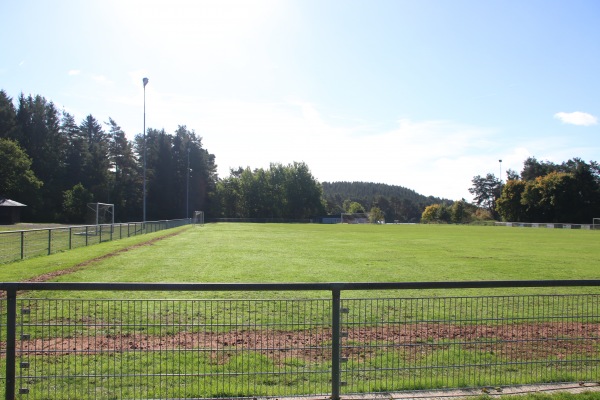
[469,173,502,219]
[496,180,527,222]
[369,206,385,223]
[62,183,93,223]
[0,138,42,199]
[214,162,325,220]
[346,201,365,213]
[421,204,440,223]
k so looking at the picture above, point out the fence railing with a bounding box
[495,222,595,229]
[207,218,312,223]
[1,280,599,399]
[0,219,190,264]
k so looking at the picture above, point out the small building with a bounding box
[317,215,342,224]
[0,198,26,224]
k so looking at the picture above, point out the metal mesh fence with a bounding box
[14,297,333,399]
[0,232,21,264]
[0,220,188,264]
[0,299,5,400]
[1,289,599,399]
[340,295,600,394]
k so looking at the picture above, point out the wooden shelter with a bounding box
[0,198,26,224]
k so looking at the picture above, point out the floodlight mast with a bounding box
[186,147,190,220]
[143,77,149,224]
[499,159,503,182]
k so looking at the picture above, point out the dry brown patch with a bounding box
[15,322,600,365]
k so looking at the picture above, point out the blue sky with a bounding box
[2,0,599,200]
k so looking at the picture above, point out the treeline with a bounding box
[212,163,326,220]
[0,90,216,222]
[497,157,600,223]
[0,90,339,223]
[468,157,600,224]
[420,200,488,224]
[322,181,447,222]
[1,89,458,224]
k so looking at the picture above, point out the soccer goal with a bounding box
[87,203,115,226]
[341,212,370,224]
[193,211,205,226]
[593,218,600,230]
[85,203,115,236]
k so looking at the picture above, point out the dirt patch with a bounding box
[16,322,600,364]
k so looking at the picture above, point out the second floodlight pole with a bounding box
[143,77,149,224]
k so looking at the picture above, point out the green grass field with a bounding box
[3,223,598,296]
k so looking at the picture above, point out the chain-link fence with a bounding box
[1,281,599,399]
[0,219,190,264]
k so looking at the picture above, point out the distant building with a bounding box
[318,215,342,224]
[0,198,26,224]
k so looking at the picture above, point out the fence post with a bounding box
[5,287,17,400]
[331,287,341,400]
[69,227,72,250]
[47,229,51,255]
[20,231,24,260]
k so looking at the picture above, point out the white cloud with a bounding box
[68,69,81,76]
[554,111,597,126]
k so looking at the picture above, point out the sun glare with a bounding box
[110,0,282,55]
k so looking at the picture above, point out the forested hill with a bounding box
[321,181,449,222]
[322,181,446,203]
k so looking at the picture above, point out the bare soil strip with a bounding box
[16,322,600,363]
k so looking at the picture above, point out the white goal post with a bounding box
[193,211,204,226]
[593,218,600,230]
[341,212,370,224]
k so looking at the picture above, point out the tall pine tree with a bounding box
[106,118,140,221]
[80,115,110,203]
[0,90,18,140]
[15,94,65,220]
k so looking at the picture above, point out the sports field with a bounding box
[3,223,598,294]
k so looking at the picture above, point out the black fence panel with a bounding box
[0,281,599,399]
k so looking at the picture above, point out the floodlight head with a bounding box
[143,77,149,87]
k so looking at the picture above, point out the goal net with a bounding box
[341,212,370,224]
[193,211,205,226]
[593,218,600,230]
